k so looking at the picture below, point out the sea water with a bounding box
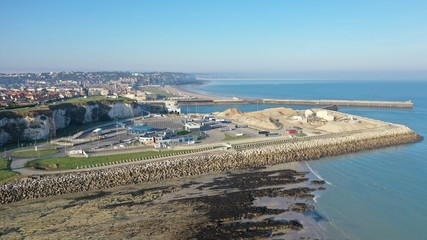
[182,80,427,240]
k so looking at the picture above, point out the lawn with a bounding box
[223,134,250,141]
[0,96,132,114]
[141,86,178,98]
[13,148,59,158]
[0,157,19,182]
[58,96,132,104]
[26,149,190,171]
[0,157,8,169]
[0,170,19,182]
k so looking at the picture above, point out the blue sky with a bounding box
[0,0,426,79]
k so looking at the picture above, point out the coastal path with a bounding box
[10,148,224,175]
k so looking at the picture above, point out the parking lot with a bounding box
[69,114,293,154]
[143,116,184,130]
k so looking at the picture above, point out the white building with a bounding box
[316,110,335,121]
[165,101,181,114]
[88,87,109,96]
[123,91,147,102]
[139,136,163,145]
[184,122,201,132]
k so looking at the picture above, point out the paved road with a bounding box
[13,148,225,175]
[5,118,290,176]
[10,149,66,174]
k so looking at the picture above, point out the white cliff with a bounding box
[108,103,135,119]
[0,101,154,145]
[22,115,54,141]
[84,104,99,123]
[52,109,71,130]
[0,115,54,144]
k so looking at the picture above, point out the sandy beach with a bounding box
[164,84,227,101]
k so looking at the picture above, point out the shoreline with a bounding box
[0,162,330,239]
[0,125,422,204]
[0,117,422,238]
[165,83,230,101]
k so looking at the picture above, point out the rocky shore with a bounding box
[0,125,422,204]
[0,167,322,239]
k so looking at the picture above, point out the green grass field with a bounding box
[223,134,250,141]
[26,150,189,171]
[141,86,178,98]
[58,96,132,104]
[0,157,19,182]
[0,157,8,169]
[13,148,59,158]
[0,96,132,114]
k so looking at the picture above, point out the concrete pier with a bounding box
[177,99,413,109]
[262,99,413,108]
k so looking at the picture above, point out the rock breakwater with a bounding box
[0,126,422,204]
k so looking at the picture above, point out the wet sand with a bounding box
[0,163,328,240]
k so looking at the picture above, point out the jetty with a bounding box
[177,99,413,109]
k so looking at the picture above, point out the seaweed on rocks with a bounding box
[195,218,303,239]
[197,169,308,191]
[171,169,314,239]
[310,180,326,186]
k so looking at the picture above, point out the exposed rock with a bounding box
[311,180,326,185]
[0,101,164,145]
[108,103,135,119]
[0,129,11,145]
[52,109,70,129]
[22,115,55,141]
[84,104,99,122]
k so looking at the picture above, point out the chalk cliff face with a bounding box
[108,103,134,119]
[52,109,70,129]
[0,110,55,144]
[22,115,55,142]
[84,104,99,123]
[0,101,165,145]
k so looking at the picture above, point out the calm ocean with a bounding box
[181,80,427,240]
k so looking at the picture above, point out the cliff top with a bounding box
[0,96,133,116]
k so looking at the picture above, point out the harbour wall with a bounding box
[0,126,422,204]
[262,99,413,108]
[177,99,413,108]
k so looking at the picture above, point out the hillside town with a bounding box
[0,71,197,108]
